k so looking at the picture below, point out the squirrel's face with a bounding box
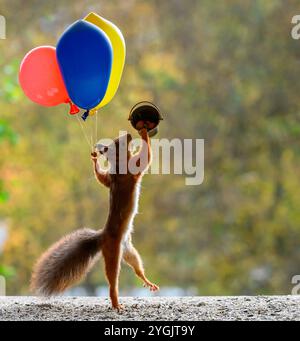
[96,133,132,171]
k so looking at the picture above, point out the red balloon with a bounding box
[19,46,70,107]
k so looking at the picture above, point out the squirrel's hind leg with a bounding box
[102,237,123,310]
[123,240,159,292]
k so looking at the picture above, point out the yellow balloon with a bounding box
[89,108,97,116]
[84,12,126,109]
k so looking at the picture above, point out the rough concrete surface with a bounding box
[0,296,299,321]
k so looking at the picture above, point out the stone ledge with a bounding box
[0,296,299,321]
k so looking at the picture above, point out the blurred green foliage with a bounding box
[0,0,300,295]
[0,265,15,278]
[0,108,17,279]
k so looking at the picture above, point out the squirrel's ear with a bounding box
[96,144,108,155]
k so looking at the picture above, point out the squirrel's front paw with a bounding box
[136,120,145,130]
[91,152,98,161]
[138,127,148,137]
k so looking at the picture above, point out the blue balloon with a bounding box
[57,20,113,110]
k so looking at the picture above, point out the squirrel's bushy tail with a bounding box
[31,228,103,295]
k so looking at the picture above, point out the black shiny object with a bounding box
[129,101,163,137]
[81,110,90,121]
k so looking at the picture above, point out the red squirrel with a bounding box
[31,127,159,310]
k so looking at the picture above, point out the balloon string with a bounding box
[95,110,98,144]
[76,114,93,150]
[89,117,94,150]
